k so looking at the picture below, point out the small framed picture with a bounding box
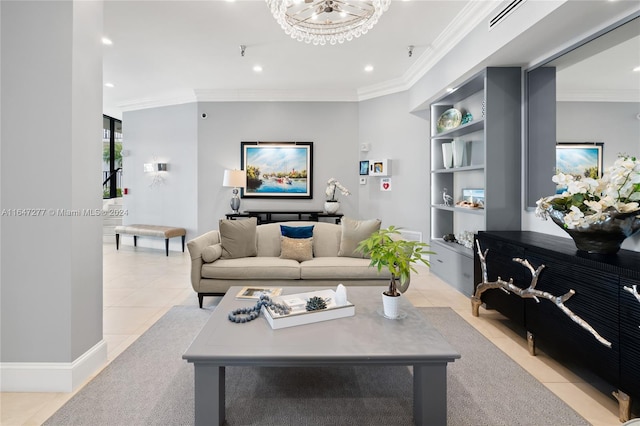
[461,188,484,204]
[359,160,369,175]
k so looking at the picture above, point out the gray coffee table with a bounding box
[183,286,460,425]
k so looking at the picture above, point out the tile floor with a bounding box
[1,241,622,425]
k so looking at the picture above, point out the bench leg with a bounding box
[133,235,137,247]
[165,239,169,256]
[181,235,185,252]
[116,234,120,250]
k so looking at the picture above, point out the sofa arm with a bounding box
[186,230,220,292]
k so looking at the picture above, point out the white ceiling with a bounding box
[102,0,494,117]
[102,1,640,118]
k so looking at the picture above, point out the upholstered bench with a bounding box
[115,224,186,256]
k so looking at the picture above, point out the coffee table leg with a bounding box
[194,364,225,426]
[413,363,447,426]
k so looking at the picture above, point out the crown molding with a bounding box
[194,89,358,103]
[117,93,197,112]
[557,89,640,102]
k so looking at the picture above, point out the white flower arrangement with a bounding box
[536,155,640,229]
[325,178,350,202]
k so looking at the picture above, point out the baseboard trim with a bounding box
[0,340,107,392]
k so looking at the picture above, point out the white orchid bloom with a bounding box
[617,202,640,213]
[563,206,584,229]
[552,173,574,187]
[566,179,590,195]
[325,178,350,201]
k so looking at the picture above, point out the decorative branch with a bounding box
[623,285,640,304]
[472,240,612,348]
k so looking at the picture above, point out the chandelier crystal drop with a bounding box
[266,0,391,46]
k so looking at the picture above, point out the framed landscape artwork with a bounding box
[555,142,603,193]
[556,143,603,178]
[241,141,313,199]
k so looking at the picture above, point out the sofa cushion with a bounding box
[300,257,392,280]
[201,243,223,263]
[256,222,341,257]
[280,225,314,239]
[337,216,381,258]
[219,218,258,259]
[280,236,314,262]
[201,257,301,280]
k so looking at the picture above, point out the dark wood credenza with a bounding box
[225,210,343,224]
[474,231,640,421]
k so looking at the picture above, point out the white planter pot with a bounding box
[381,292,401,319]
[324,201,340,214]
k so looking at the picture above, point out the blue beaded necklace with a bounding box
[228,294,291,323]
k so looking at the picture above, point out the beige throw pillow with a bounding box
[201,243,223,263]
[280,236,313,262]
[219,218,258,259]
[338,216,382,258]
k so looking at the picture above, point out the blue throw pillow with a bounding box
[280,225,314,239]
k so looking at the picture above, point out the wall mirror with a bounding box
[526,14,640,208]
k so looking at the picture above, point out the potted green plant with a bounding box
[357,226,434,318]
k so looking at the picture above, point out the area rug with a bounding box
[44,305,590,425]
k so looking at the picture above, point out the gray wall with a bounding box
[122,103,198,249]
[358,91,430,238]
[557,101,640,164]
[1,1,103,363]
[195,101,360,235]
[121,96,431,241]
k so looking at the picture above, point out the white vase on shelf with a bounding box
[441,143,453,169]
[452,139,466,167]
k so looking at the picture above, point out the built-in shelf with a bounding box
[429,67,522,296]
[432,205,485,215]
[432,165,484,174]
[431,119,484,139]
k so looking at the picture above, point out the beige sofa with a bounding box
[187,218,390,307]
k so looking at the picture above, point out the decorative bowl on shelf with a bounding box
[436,108,462,133]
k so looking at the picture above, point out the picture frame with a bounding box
[359,160,369,175]
[241,142,313,199]
[556,142,603,178]
[461,188,484,204]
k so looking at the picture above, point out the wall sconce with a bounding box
[223,169,246,213]
[144,163,167,172]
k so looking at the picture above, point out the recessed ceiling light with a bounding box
[101,37,113,45]
[253,65,263,73]
[104,82,115,88]
[446,87,458,93]
[364,65,374,72]
[633,66,640,72]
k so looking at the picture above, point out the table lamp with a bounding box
[223,169,246,213]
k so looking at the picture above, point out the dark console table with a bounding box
[474,231,640,422]
[225,210,343,224]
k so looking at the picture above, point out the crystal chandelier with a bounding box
[266,0,391,46]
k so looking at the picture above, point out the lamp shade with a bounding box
[223,169,246,188]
